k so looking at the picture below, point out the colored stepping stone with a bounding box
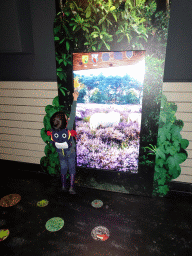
[37,200,49,207]
[0,229,10,241]
[0,194,21,207]
[91,200,103,208]
[91,226,110,241]
[45,217,64,232]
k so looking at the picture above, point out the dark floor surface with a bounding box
[0,170,192,256]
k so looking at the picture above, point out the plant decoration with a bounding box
[40,96,70,177]
[147,95,189,196]
[40,0,188,195]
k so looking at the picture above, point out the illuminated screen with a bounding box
[73,51,145,173]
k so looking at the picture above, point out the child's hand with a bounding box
[73,91,79,101]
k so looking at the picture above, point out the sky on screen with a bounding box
[74,59,145,84]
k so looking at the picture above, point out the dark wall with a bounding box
[164,0,192,82]
[0,0,57,81]
[0,0,191,82]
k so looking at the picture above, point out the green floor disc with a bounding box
[45,217,64,232]
[0,194,21,207]
[0,229,10,241]
[37,200,49,207]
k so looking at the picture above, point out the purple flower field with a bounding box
[75,103,142,173]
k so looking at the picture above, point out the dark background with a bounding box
[0,0,192,82]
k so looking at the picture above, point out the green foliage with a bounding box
[40,96,70,177]
[147,95,189,197]
[53,0,162,91]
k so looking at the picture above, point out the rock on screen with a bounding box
[73,51,145,173]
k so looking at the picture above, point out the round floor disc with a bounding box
[45,217,64,232]
[91,200,103,208]
[91,226,110,241]
[0,229,10,241]
[0,194,21,207]
[37,200,49,207]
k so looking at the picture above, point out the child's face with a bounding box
[52,129,68,143]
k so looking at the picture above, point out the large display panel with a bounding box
[73,51,145,174]
[52,0,172,196]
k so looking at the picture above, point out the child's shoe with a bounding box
[69,186,76,194]
[60,174,67,192]
[69,174,76,194]
[61,186,67,192]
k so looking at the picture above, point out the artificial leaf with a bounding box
[45,105,54,114]
[72,25,77,31]
[158,185,169,196]
[103,41,110,50]
[112,12,117,22]
[180,139,189,149]
[93,26,100,31]
[174,152,188,164]
[86,6,92,18]
[54,25,61,34]
[59,39,65,44]
[66,41,70,51]
[98,16,106,25]
[156,147,166,160]
[172,132,182,142]
[174,119,184,128]
[171,124,182,134]
[154,167,167,185]
[173,140,180,150]
[166,156,176,170]
[168,165,181,179]
[157,176,166,185]
[57,71,65,80]
[58,59,63,64]
[52,96,60,107]
[60,88,66,96]
[155,158,164,168]
[166,145,178,155]
[110,6,116,12]
[92,46,97,51]
[91,32,99,38]
[43,115,51,131]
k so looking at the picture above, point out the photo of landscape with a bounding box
[73,51,145,173]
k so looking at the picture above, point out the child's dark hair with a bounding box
[50,111,67,130]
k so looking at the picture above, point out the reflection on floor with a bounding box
[0,170,192,256]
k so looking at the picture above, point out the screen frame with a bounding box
[58,50,161,197]
[57,50,156,197]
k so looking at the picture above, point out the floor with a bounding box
[0,170,192,256]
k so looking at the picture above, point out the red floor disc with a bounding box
[0,194,21,207]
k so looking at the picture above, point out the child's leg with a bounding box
[58,153,68,190]
[68,148,76,194]
[61,174,67,188]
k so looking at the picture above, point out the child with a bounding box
[48,91,79,194]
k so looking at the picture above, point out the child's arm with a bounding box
[67,91,79,130]
[73,91,79,101]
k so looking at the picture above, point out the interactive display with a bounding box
[73,51,145,173]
